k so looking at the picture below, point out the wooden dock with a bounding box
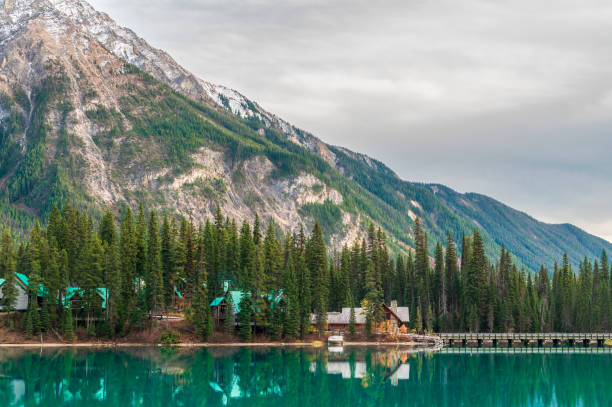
[439,333,612,347]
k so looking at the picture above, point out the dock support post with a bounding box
[462,339,467,347]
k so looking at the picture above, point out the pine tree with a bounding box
[160,214,176,308]
[146,212,164,314]
[192,228,212,341]
[24,303,33,339]
[0,229,18,327]
[339,247,352,308]
[434,241,446,323]
[263,221,282,291]
[47,204,63,245]
[414,218,430,309]
[40,299,50,332]
[282,250,299,339]
[226,219,240,284]
[239,221,254,289]
[425,304,433,334]
[105,240,121,333]
[307,222,328,334]
[415,306,423,334]
[468,230,488,330]
[238,291,252,341]
[99,209,116,247]
[252,213,262,246]
[224,291,236,334]
[31,300,40,336]
[348,297,357,337]
[119,207,136,329]
[63,307,75,342]
[445,234,459,327]
[297,251,311,338]
[364,259,382,335]
[83,233,104,333]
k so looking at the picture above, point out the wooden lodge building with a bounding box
[0,272,108,315]
[312,301,409,334]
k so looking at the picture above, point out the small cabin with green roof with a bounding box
[0,272,108,314]
[210,287,284,328]
[0,273,30,311]
[210,290,243,327]
[62,288,108,311]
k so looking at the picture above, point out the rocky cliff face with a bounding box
[0,0,358,247]
[1,0,610,268]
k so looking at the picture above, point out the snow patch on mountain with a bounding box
[0,0,343,169]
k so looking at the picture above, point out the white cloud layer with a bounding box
[89,0,612,242]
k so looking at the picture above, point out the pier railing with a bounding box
[438,332,612,347]
[440,333,612,340]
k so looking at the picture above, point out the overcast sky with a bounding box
[89,0,612,242]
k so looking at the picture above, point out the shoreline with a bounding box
[0,341,425,348]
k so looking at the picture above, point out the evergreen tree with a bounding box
[146,212,164,314]
[468,230,488,331]
[192,228,212,341]
[24,303,33,339]
[252,213,262,246]
[348,295,357,337]
[307,222,328,334]
[415,306,423,334]
[425,304,433,334]
[63,307,75,342]
[238,291,252,341]
[239,221,254,289]
[0,229,18,327]
[119,207,136,329]
[105,240,121,332]
[31,300,40,336]
[99,209,116,247]
[282,250,299,338]
[224,292,236,334]
[160,214,176,308]
[296,251,311,338]
[445,234,459,327]
[434,241,446,323]
[263,221,282,290]
[40,299,50,332]
[364,259,383,334]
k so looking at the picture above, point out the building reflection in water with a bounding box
[1,346,610,406]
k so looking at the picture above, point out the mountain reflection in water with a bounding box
[0,346,610,406]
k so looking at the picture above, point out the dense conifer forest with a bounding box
[0,201,610,342]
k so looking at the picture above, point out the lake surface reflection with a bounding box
[0,346,610,406]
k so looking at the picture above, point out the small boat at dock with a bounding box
[328,335,344,345]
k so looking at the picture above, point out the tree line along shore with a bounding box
[0,201,610,344]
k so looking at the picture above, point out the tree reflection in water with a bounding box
[0,346,610,406]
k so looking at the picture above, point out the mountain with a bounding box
[1,0,610,271]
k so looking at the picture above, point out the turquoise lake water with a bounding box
[0,346,610,406]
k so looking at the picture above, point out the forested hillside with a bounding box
[0,204,609,342]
